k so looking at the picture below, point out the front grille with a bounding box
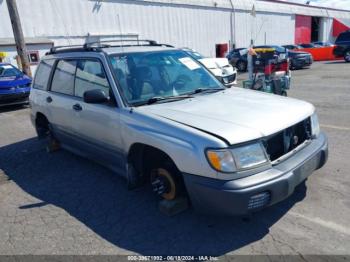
[0,86,15,91]
[263,118,312,162]
[0,92,30,102]
[226,73,236,83]
[18,83,31,88]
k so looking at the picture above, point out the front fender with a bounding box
[120,110,225,179]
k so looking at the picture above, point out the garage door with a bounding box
[295,15,311,44]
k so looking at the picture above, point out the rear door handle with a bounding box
[46,96,53,103]
[72,103,82,111]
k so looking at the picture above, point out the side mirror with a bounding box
[83,89,109,104]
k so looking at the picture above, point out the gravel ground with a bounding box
[0,61,349,256]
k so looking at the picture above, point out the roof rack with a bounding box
[84,39,174,49]
[46,39,174,55]
[47,44,101,55]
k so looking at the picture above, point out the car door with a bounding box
[71,58,124,174]
[46,59,78,144]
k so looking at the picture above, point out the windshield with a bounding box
[0,64,22,78]
[109,50,223,106]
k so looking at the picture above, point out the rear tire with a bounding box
[344,50,350,63]
[236,60,247,72]
[35,115,60,152]
[45,123,60,153]
[46,135,60,153]
[35,115,50,138]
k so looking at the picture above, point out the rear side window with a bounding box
[51,60,77,95]
[33,59,55,90]
[74,60,110,98]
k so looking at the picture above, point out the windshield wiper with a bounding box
[146,94,194,105]
[132,88,221,107]
[189,87,226,95]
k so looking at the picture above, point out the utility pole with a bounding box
[248,4,256,81]
[6,0,32,77]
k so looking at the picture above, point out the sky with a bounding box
[277,0,350,10]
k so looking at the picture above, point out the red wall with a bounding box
[295,15,312,44]
[333,19,350,37]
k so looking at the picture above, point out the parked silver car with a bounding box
[29,40,328,216]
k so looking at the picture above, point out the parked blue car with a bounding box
[0,63,31,106]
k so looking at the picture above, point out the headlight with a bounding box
[311,113,320,138]
[231,143,268,169]
[206,142,269,173]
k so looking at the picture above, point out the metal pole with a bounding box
[229,0,236,50]
[6,0,32,77]
[248,40,254,81]
[248,3,256,81]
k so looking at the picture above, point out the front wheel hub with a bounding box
[151,168,176,200]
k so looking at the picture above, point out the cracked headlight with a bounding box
[206,142,269,173]
[311,113,320,138]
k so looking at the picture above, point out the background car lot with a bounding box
[226,46,313,71]
[0,61,349,255]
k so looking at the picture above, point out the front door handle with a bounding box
[46,96,53,103]
[72,103,82,111]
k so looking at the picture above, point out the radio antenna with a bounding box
[117,14,124,52]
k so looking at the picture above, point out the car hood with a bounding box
[140,88,314,145]
[0,74,31,88]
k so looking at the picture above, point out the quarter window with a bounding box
[51,60,76,95]
[33,59,55,90]
[74,60,110,98]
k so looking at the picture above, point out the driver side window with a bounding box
[74,60,110,98]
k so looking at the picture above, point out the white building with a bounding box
[1,0,350,73]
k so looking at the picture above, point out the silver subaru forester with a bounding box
[29,40,328,216]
